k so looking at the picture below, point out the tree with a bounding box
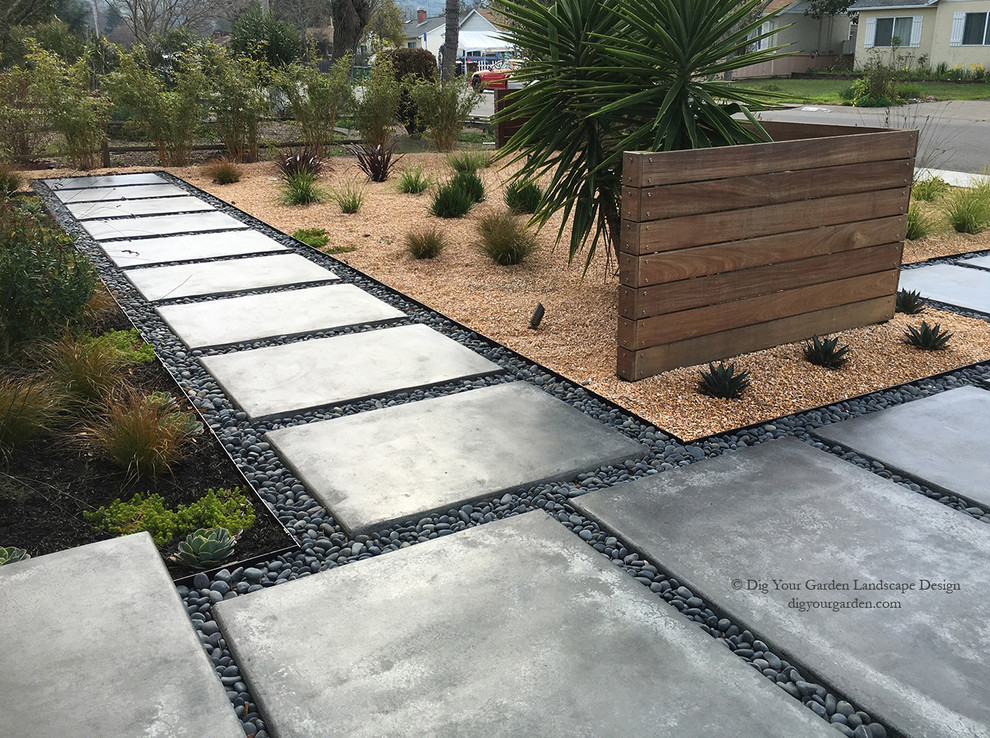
[363,0,404,51]
[107,0,221,41]
[331,0,376,62]
[439,0,458,80]
[231,3,301,67]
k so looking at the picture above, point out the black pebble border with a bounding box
[35,172,990,738]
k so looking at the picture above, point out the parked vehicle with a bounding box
[470,59,524,90]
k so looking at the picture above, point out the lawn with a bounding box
[735,78,990,105]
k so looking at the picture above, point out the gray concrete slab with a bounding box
[54,183,188,202]
[102,230,288,267]
[125,253,337,301]
[45,172,168,189]
[574,438,990,738]
[812,386,990,508]
[265,382,646,534]
[0,533,243,738]
[81,211,248,240]
[960,253,990,270]
[67,195,214,220]
[898,263,990,314]
[157,284,405,348]
[213,511,834,738]
[202,323,499,420]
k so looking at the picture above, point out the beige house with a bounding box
[849,0,990,69]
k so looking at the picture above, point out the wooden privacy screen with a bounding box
[617,121,917,381]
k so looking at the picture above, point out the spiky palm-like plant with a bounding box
[494,0,784,271]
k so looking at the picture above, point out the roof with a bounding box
[764,0,798,12]
[847,0,938,9]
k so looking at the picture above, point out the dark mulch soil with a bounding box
[0,297,295,579]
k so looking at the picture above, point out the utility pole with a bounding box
[92,0,101,37]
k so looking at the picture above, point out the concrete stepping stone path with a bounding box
[574,438,990,738]
[266,382,646,534]
[898,262,990,314]
[158,283,405,348]
[66,195,215,220]
[0,533,243,737]
[813,385,990,508]
[81,210,248,240]
[201,323,500,420]
[45,172,168,189]
[213,511,834,737]
[125,253,338,301]
[102,230,288,268]
[54,183,188,202]
[961,254,990,269]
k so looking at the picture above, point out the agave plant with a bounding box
[697,361,750,399]
[803,334,850,369]
[904,321,952,350]
[0,546,30,566]
[494,0,785,270]
[173,527,236,570]
[895,289,926,315]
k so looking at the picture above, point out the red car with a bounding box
[470,59,524,91]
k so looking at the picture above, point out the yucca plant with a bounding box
[329,181,366,214]
[349,141,402,182]
[452,170,485,203]
[173,527,236,570]
[431,180,475,218]
[904,321,952,351]
[895,288,926,314]
[396,164,432,194]
[0,546,30,565]
[447,151,492,173]
[203,157,242,185]
[504,179,543,214]
[494,0,784,270]
[905,202,935,240]
[405,225,448,259]
[477,211,538,265]
[697,361,750,399]
[911,176,949,202]
[803,334,850,369]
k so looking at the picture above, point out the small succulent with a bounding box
[697,361,750,399]
[895,289,926,315]
[173,527,235,570]
[803,334,850,369]
[0,546,30,566]
[904,321,952,350]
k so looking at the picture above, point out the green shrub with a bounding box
[911,176,949,202]
[329,181,366,213]
[0,164,22,198]
[904,320,952,350]
[203,157,243,185]
[0,68,42,160]
[85,390,203,479]
[41,334,123,403]
[905,202,935,240]
[477,211,537,265]
[447,151,492,173]
[207,48,270,162]
[408,78,482,152]
[84,493,180,547]
[850,56,898,107]
[0,546,30,565]
[697,361,750,399]
[276,56,353,156]
[354,55,401,149]
[452,170,485,203]
[895,288,926,314]
[173,527,236,570]
[945,181,990,234]
[378,47,438,137]
[84,329,156,366]
[293,228,330,248]
[396,164,431,194]
[230,3,301,67]
[430,180,475,218]
[504,179,543,214]
[282,171,323,205]
[176,487,256,534]
[0,201,96,356]
[0,378,63,458]
[803,334,850,369]
[405,225,447,259]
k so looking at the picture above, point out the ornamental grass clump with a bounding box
[203,157,243,185]
[905,202,935,240]
[447,151,492,173]
[41,334,123,404]
[396,164,431,194]
[0,377,64,459]
[0,164,21,198]
[431,180,475,218]
[405,225,448,259]
[504,179,543,214]
[477,211,537,265]
[329,181,366,213]
[452,170,485,203]
[911,176,949,202]
[697,361,750,399]
[945,180,990,234]
[278,148,325,205]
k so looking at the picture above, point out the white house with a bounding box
[402,8,512,66]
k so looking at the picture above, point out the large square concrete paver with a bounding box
[157,283,405,348]
[959,253,990,270]
[54,183,188,202]
[125,253,337,301]
[45,172,168,189]
[213,511,834,738]
[102,230,287,267]
[0,533,242,737]
[574,438,990,738]
[81,211,248,240]
[201,323,499,420]
[265,382,646,534]
[813,386,990,508]
[897,263,990,314]
[67,195,214,220]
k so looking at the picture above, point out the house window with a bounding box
[874,17,914,47]
[749,21,772,52]
[962,12,990,45]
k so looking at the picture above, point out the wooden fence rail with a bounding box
[617,121,917,381]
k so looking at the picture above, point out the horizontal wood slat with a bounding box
[621,159,912,221]
[622,129,917,188]
[621,188,908,255]
[616,297,894,380]
[620,243,902,319]
[756,121,890,140]
[619,216,905,287]
[618,270,899,349]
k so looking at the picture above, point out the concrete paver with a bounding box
[101,230,287,267]
[898,263,990,314]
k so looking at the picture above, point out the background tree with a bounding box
[331,0,376,62]
[363,0,404,52]
[806,0,855,51]
[107,0,221,41]
[231,3,301,67]
[439,0,458,80]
